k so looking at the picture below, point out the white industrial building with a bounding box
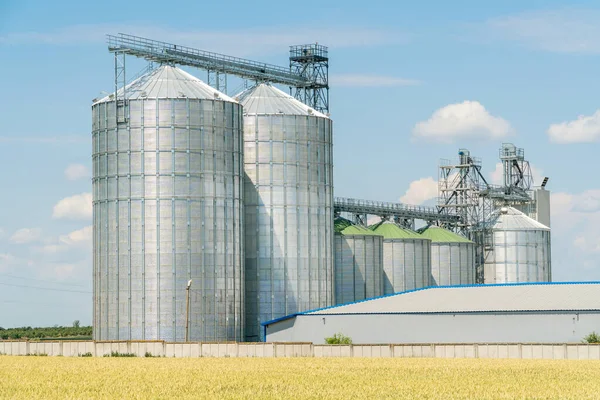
[263,282,600,344]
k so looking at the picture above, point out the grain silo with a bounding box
[334,217,384,305]
[418,226,475,286]
[92,65,244,342]
[484,206,551,283]
[370,221,431,294]
[237,83,334,341]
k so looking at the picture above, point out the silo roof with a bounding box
[491,206,549,231]
[93,65,236,104]
[234,83,328,118]
[369,221,425,240]
[417,226,473,243]
[334,217,380,236]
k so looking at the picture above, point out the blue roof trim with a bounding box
[260,281,600,326]
[292,309,600,317]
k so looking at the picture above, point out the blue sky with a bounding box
[2,0,600,327]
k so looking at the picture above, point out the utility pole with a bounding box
[185,279,192,342]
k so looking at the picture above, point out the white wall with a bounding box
[266,312,599,344]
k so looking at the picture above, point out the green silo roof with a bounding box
[334,217,380,236]
[417,226,473,243]
[369,221,424,240]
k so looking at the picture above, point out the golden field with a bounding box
[1,356,600,399]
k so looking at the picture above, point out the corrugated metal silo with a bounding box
[237,83,334,341]
[370,221,431,294]
[334,217,384,305]
[92,65,244,342]
[418,226,475,286]
[484,206,551,283]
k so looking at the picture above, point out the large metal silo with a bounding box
[370,221,431,294]
[92,65,244,342]
[237,83,334,341]
[484,206,551,283]
[334,217,383,305]
[418,226,475,286]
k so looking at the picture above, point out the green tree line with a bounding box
[0,321,91,340]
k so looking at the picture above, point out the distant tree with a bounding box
[584,332,600,343]
[73,320,80,328]
[325,333,352,344]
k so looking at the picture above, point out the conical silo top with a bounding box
[334,217,381,236]
[235,83,328,117]
[490,206,550,231]
[369,221,425,240]
[417,226,473,243]
[93,65,235,104]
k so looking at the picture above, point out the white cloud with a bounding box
[330,74,420,87]
[0,24,409,57]
[59,225,92,246]
[484,9,600,54]
[10,228,42,244]
[489,162,545,187]
[367,215,382,226]
[547,189,600,280]
[64,164,90,181]
[38,226,93,255]
[413,101,512,142]
[400,177,438,205]
[547,110,600,143]
[0,253,21,272]
[52,193,92,220]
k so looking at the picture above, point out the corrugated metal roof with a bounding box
[308,282,600,315]
[491,206,549,231]
[369,221,425,240]
[234,83,329,118]
[94,65,235,104]
[417,226,472,243]
[334,217,380,236]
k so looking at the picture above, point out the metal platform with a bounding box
[107,34,306,87]
[334,197,461,223]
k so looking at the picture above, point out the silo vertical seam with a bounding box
[254,115,259,339]
[92,119,96,339]
[126,103,132,340]
[306,126,312,308]
[186,98,192,340]
[283,118,288,316]
[200,101,206,340]
[93,113,97,339]
[141,99,146,340]
[315,121,321,307]
[223,102,229,341]
[104,103,109,340]
[156,99,161,340]
[171,98,176,341]
[236,105,241,340]
[115,107,120,339]
[354,238,358,301]
[212,106,217,340]
[269,116,274,324]
[295,116,301,314]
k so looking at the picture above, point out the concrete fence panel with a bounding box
[4,341,600,359]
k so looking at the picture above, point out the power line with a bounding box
[0,282,91,294]
[0,273,88,288]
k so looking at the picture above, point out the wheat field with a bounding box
[1,356,599,399]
